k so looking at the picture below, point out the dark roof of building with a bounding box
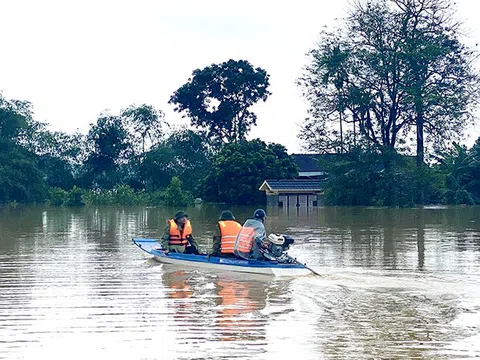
[260,179,324,191]
[292,154,323,172]
[291,153,346,173]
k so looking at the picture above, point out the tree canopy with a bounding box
[298,0,479,164]
[121,103,166,155]
[0,94,46,202]
[202,139,298,205]
[169,59,271,145]
[140,129,211,194]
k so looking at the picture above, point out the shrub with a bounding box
[163,177,193,207]
[49,187,68,206]
[64,186,85,206]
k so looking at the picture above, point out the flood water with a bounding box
[0,205,479,359]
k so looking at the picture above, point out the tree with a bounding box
[0,93,47,203]
[139,144,176,191]
[18,120,85,163]
[393,0,479,167]
[299,2,411,157]
[139,129,211,194]
[298,0,478,163]
[83,114,132,189]
[470,138,480,199]
[17,120,86,189]
[437,141,480,204]
[318,149,381,206]
[0,138,47,203]
[121,103,166,155]
[0,93,31,141]
[163,176,193,207]
[169,59,271,145]
[202,139,298,205]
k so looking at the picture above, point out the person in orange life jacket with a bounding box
[210,211,242,258]
[160,211,199,254]
[234,209,268,261]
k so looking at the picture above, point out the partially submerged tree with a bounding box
[170,59,271,145]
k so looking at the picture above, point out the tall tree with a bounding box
[299,1,411,158]
[16,120,87,189]
[121,104,166,155]
[393,0,479,167]
[299,0,479,162]
[169,59,271,145]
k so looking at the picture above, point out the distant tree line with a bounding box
[316,141,480,206]
[0,60,297,206]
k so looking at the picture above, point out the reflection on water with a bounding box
[0,204,479,359]
[215,275,264,342]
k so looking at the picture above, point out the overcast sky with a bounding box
[1,0,479,153]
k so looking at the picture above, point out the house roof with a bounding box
[259,179,324,192]
[292,154,324,172]
[291,153,345,173]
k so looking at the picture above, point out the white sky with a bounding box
[1,0,479,153]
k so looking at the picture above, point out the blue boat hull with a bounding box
[132,238,311,276]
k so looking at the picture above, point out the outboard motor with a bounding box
[263,234,295,261]
[281,235,295,251]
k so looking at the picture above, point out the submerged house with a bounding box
[259,154,326,207]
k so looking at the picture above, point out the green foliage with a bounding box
[0,93,31,141]
[437,141,480,205]
[170,59,271,144]
[139,129,211,195]
[49,187,68,206]
[64,186,85,206]
[163,177,193,207]
[319,150,380,206]
[121,104,166,155]
[83,114,132,189]
[81,186,149,206]
[298,0,479,165]
[140,144,177,190]
[321,148,447,207]
[38,156,74,190]
[202,139,298,205]
[0,94,48,204]
[0,139,47,204]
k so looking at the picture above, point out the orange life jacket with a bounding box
[219,220,242,254]
[168,219,192,246]
[235,226,255,254]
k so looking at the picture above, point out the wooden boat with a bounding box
[132,238,312,277]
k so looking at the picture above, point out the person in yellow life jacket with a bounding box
[210,211,242,258]
[234,209,267,260]
[160,211,199,254]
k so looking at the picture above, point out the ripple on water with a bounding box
[1,205,480,359]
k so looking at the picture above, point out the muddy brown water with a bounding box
[0,205,479,359]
